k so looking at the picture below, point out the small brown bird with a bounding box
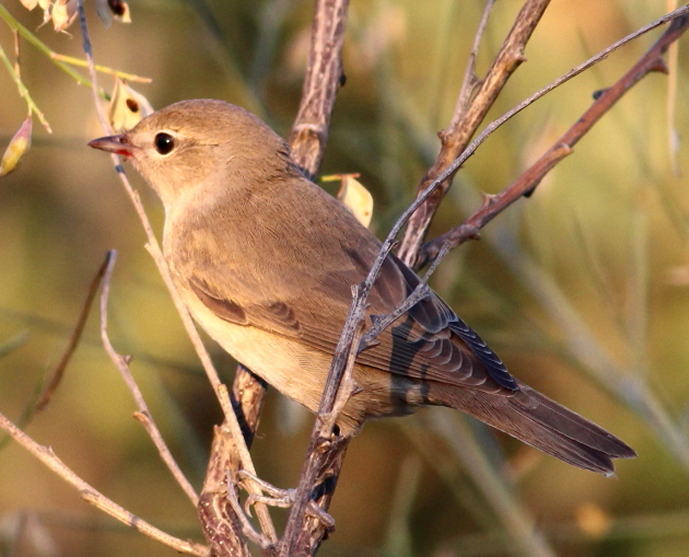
[89,99,636,474]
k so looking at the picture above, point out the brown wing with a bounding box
[172,175,517,396]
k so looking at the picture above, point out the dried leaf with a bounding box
[110,0,131,23]
[108,78,153,132]
[51,0,78,32]
[0,116,33,177]
[334,173,373,228]
[37,0,51,9]
[20,0,39,11]
[96,0,132,27]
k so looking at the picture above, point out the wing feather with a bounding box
[171,178,518,396]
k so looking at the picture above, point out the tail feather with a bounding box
[431,380,636,474]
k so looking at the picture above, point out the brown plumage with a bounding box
[89,99,636,474]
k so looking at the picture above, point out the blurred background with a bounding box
[1,1,689,556]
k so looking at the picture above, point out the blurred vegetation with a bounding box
[1,1,689,556]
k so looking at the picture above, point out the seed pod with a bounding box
[108,78,153,132]
[0,116,33,177]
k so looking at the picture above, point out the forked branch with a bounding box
[421,9,689,266]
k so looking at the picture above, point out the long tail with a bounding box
[431,381,636,474]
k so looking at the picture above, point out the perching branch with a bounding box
[210,0,353,555]
[279,5,689,557]
[98,250,199,505]
[77,0,277,546]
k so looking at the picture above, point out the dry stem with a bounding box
[207,1,352,555]
[98,250,199,505]
[397,0,551,265]
[421,8,689,265]
[0,411,208,556]
[77,0,276,545]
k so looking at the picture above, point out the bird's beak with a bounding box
[88,133,135,158]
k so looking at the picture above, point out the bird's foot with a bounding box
[238,470,335,529]
[223,473,274,549]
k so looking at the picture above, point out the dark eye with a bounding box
[154,132,175,155]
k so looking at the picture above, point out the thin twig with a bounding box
[0,411,209,557]
[399,3,689,269]
[0,3,109,100]
[279,136,478,556]
[76,0,108,131]
[0,41,51,132]
[50,52,151,82]
[454,0,497,126]
[397,0,551,265]
[12,28,20,75]
[76,0,277,541]
[358,243,451,352]
[98,250,199,505]
[422,9,689,264]
[36,253,110,411]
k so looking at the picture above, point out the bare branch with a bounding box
[289,0,350,176]
[198,370,267,557]
[421,9,689,265]
[0,411,209,557]
[98,250,199,506]
[36,252,110,411]
[278,140,471,556]
[397,0,551,265]
[219,1,352,554]
[77,0,277,545]
[454,0,498,126]
[359,243,451,352]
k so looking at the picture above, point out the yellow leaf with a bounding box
[96,0,132,28]
[112,0,132,23]
[0,116,33,177]
[108,78,154,132]
[51,0,78,32]
[20,0,39,11]
[332,173,374,228]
